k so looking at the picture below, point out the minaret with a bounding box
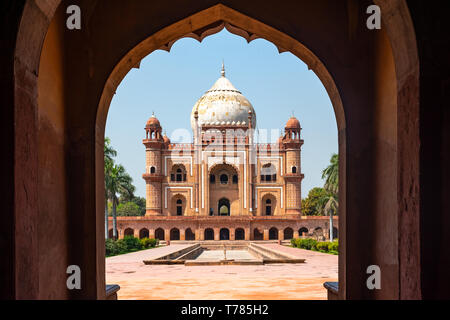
[143,113,164,216]
[283,116,304,215]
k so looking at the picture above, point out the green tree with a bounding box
[320,153,339,241]
[318,192,338,216]
[302,187,328,216]
[322,153,339,195]
[132,196,146,216]
[106,164,135,239]
[104,137,117,239]
[117,201,141,216]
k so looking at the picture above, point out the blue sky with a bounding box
[105,29,337,199]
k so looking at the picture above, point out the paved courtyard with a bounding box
[106,244,338,300]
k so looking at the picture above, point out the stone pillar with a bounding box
[278,229,284,241]
[263,229,269,241]
[195,228,201,240]
[230,228,235,240]
[118,229,123,239]
[134,229,139,239]
[164,229,170,241]
[214,228,220,241]
[149,229,155,239]
[293,230,299,239]
[245,228,250,240]
[180,229,186,241]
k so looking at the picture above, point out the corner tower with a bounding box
[143,113,164,216]
[283,116,304,215]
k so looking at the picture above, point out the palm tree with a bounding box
[104,137,117,239]
[318,192,338,241]
[106,164,135,239]
[322,153,339,195]
[321,153,339,241]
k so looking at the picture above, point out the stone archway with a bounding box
[269,227,278,240]
[185,228,195,241]
[155,228,165,241]
[124,228,134,237]
[204,228,214,241]
[171,194,187,216]
[218,198,231,216]
[170,228,180,240]
[139,228,149,239]
[261,194,277,216]
[7,0,423,300]
[284,228,294,240]
[253,228,264,241]
[235,228,245,240]
[299,227,309,237]
[220,228,230,240]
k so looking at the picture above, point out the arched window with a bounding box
[220,174,228,184]
[261,164,276,182]
[176,168,183,182]
[150,166,156,174]
[232,175,238,184]
[218,198,230,216]
[292,166,297,174]
[171,165,187,182]
[176,199,182,216]
[210,174,216,184]
[265,199,272,215]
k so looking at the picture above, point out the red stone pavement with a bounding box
[106,244,338,300]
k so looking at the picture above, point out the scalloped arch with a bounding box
[96,4,345,134]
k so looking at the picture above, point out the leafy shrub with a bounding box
[105,238,118,256]
[291,238,339,255]
[316,242,329,252]
[290,238,297,247]
[106,236,159,257]
[105,238,128,256]
[328,240,338,252]
[292,238,318,250]
[122,235,142,251]
[140,237,158,249]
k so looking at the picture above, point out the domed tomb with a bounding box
[191,64,256,130]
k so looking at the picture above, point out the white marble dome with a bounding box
[191,65,256,131]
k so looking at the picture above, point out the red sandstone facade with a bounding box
[112,68,337,241]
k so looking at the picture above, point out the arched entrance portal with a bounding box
[220,228,230,240]
[218,198,230,216]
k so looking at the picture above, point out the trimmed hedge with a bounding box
[291,238,338,255]
[106,236,159,257]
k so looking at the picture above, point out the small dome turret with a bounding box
[146,113,161,128]
[285,116,301,129]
